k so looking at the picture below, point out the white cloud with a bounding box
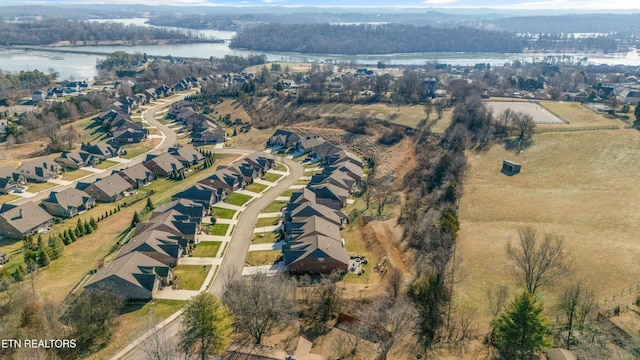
[423,0,459,4]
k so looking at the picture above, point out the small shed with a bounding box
[501,160,521,176]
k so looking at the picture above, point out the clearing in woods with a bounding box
[456,129,640,326]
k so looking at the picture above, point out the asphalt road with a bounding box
[12,93,192,206]
[116,150,304,360]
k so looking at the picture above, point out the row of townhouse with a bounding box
[83,198,207,301]
[267,130,365,275]
[174,152,275,207]
[168,101,227,144]
[0,146,204,240]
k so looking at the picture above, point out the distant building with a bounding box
[501,160,521,176]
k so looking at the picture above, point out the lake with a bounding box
[1,18,639,80]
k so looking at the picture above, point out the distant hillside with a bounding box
[488,14,640,33]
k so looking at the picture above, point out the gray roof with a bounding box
[87,174,133,197]
[42,188,93,208]
[283,234,348,267]
[17,157,60,178]
[117,229,187,261]
[0,202,53,234]
[144,153,185,174]
[286,215,342,242]
[85,251,168,292]
[117,163,155,184]
[288,201,341,225]
[169,146,204,164]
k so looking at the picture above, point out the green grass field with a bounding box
[274,162,287,172]
[245,182,268,193]
[191,242,222,257]
[211,207,236,219]
[252,231,279,244]
[0,193,19,204]
[263,200,287,213]
[280,189,295,197]
[262,172,283,182]
[173,265,211,290]
[207,223,229,236]
[121,139,161,159]
[61,169,92,181]
[225,193,253,206]
[246,250,281,266]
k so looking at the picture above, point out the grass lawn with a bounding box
[429,108,455,134]
[95,160,120,170]
[212,207,236,219]
[252,231,280,244]
[61,168,92,181]
[262,172,283,182]
[295,179,310,185]
[246,250,281,266]
[121,139,161,159]
[92,299,185,360]
[303,161,322,169]
[245,182,268,193]
[281,189,296,197]
[26,181,57,193]
[539,101,624,129]
[274,162,287,172]
[173,265,211,290]
[457,129,640,327]
[299,103,427,128]
[191,242,222,257]
[256,217,280,228]
[225,193,253,206]
[207,223,229,236]
[0,193,19,204]
[263,200,287,213]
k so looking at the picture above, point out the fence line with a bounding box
[599,280,640,311]
[535,125,619,133]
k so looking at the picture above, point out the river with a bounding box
[1,18,639,80]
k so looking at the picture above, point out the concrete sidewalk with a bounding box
[153,289,199,300]
[213,202,243,211]
[257,212,282,218]
[179,257,222,266]
[253,225,279,233]
[249,242,283,251]
[197,234,231,242]
[242,263,285,276]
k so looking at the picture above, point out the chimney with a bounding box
[19,209,23,218]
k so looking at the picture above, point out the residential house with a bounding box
[243,153,275,172]
[282,233,349,275]
[192,121,226,144]
[309,183,349,209]
[116,163,156,188]
[144,153,186,177]
[116,229,187,267]
[54,150,99,170]
[0,202,54,239]
[285,201,344,227]
[83,174,134,202]
[198,167,244,194]
[143,88,158,103]
[173,183,221,208]
[153,198,208,222]
[267,129,301,148]
[155,84,172,98]
[310,170,357,193]
[112,127,148,144]
[40,188,95,218]
[323,161,364,183]
[284,215,342,242]
[136,209,199,242]
[0,167,26,194]
[17,158,61,182]
[327,149,364,168]
[31,90,45,102]
[81,142,125,160]
[618,88,640,104]
[168,146,204,167]
[84,252,172,301]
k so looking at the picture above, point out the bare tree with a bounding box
[356,295,417,360]
[506,227,570,294]
[140,313,181,360]
[330,329,361,360]
[510,112,536,150]
[386,267,404,300]
[222,273,297,344]
[487,284,509,318]
[560,282,590,349]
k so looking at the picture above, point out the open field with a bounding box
[173,265,211,290]
[61,168,92,181]
[246,250,281,266]
[539,101,625,129]
[457,129,640,325]
[299,103,426,128]
[244,62,312,75]
[191,241,222,257]
[225,192,253,206]
[95,160,119,169]
[485,101,565,124]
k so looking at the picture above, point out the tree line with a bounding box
[231,23,525,55]
[0,18,197,46]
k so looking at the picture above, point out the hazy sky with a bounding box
[14,0,640,10]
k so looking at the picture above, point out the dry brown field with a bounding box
[456,128,640,326]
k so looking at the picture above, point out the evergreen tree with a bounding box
[146,197,154,211]
[62,231,71,245]
[68,228,77,242]
[84,221,93,235]
[492,292,551,360]
[90,217,98,230]
[131,211,141,227]
[180,292,233,359]
[48,235,64,259]
[13,265,25,282]
[37,247,50,267]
